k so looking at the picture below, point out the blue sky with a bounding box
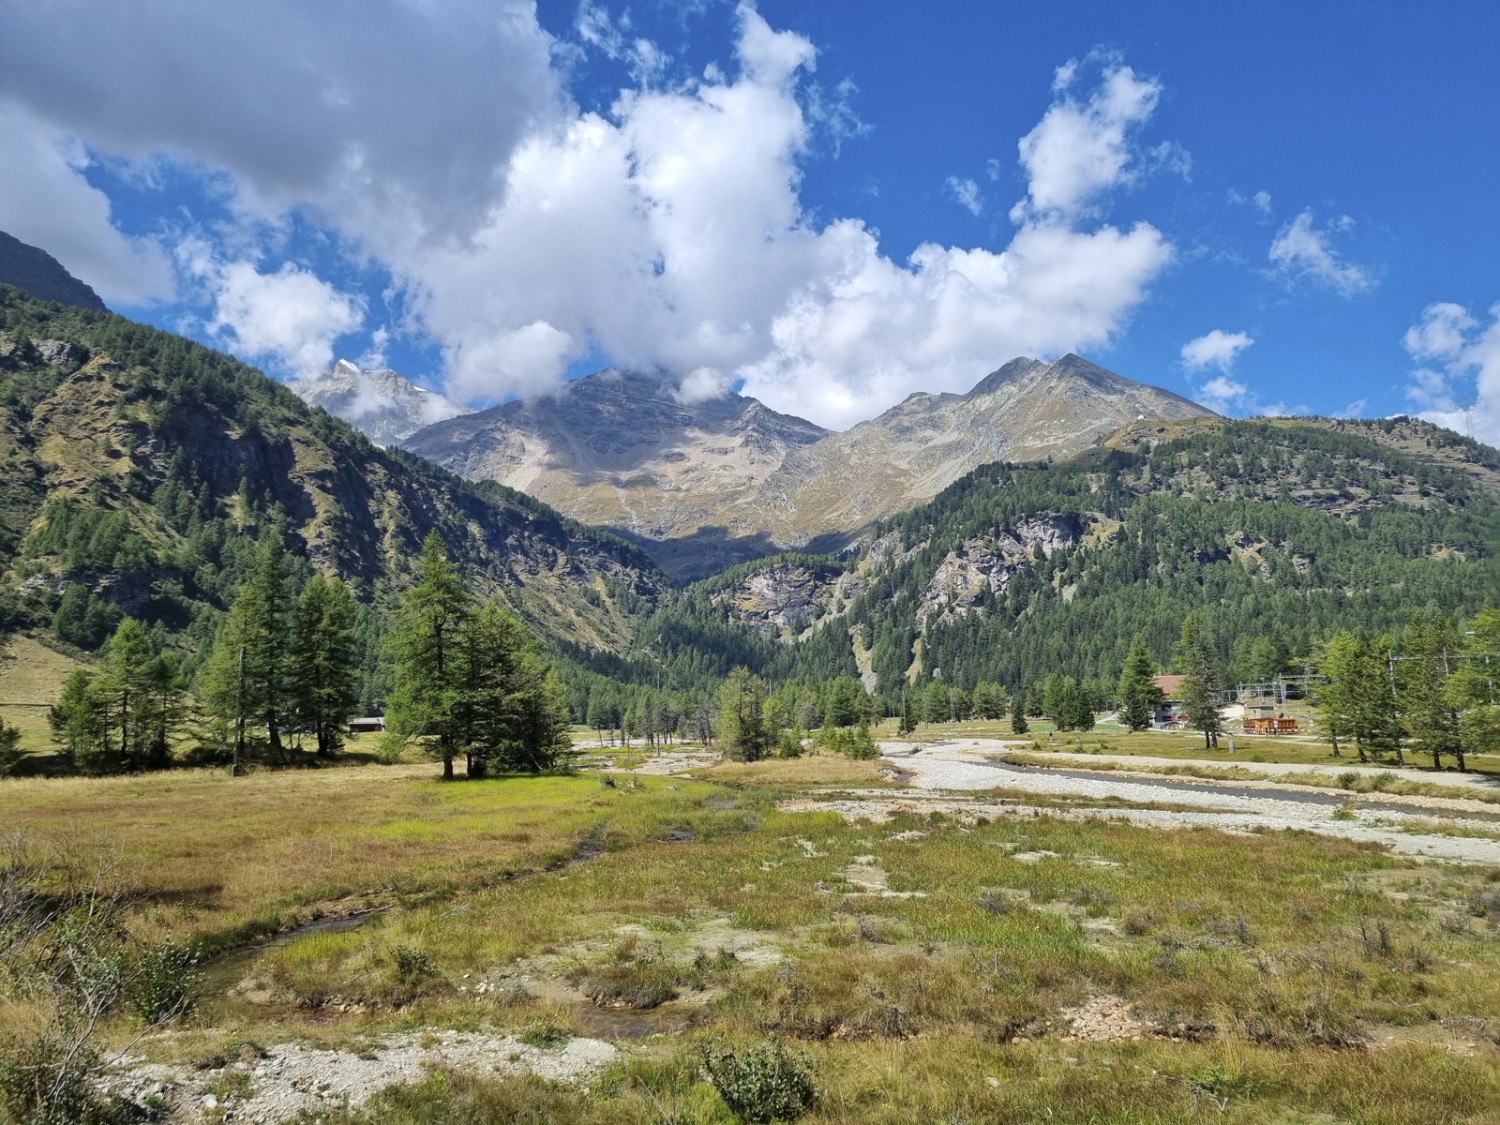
[0,1,1496,439]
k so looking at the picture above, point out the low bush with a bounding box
[700,1038,816,1124]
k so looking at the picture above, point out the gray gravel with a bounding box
[860,740,1500,865]
[103,1031,618,1123]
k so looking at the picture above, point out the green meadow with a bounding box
[4,755,1499,1123]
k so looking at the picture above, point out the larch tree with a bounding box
[384,531,469,779]
[716,666,770,762]
[1313,631,1359,759]
[1397,614,1465,770]
[201,530,295,760]
[290,574,360,757]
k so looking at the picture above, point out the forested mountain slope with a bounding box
[0,287,666,673]
[626,417,1499,698]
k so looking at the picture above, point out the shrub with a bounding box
[701,1038,817,1124]
[0,1033,109,1125]
[392,944,437,984]
[777,730,804,759]
[127,940,200,1023]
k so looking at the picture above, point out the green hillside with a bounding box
[622,416,1499,701]
[0,286,666,683]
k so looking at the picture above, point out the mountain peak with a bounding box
[294,360,462,445]
[0,230,107,312]
[402,353,1215,579]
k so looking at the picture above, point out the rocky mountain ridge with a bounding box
[398,354,1216,579]
[0,229,107,312]
[402,369,830,578]
[293,359,462,445]
[0,285,666,664]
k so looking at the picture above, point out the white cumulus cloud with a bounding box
[1402,300,1500,444]
[177,241,364,379]
[1196,375,1252,415]
[1010,54,1163,223]
[1181,329,1254,372]
[0,5,1179,431]
[0,104,174,305]
[1269,210,1374,296]
[0,0,564,248]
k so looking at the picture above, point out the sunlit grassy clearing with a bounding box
[2,765,726,948]
[251,790,1500,1050]
[0,634,89,755]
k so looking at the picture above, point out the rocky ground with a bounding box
[101,1031,618,1124]
[781,740,1500,865]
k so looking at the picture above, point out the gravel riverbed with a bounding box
[783,740,1500,865]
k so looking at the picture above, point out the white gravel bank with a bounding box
[850,742,1500,865]
[104,1031,618,1123]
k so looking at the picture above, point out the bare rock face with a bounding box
[403,355,1213,580]
[402,370,830,579]
[294,360,463,446]
[917,514,1083,627]
[708,561,861,640]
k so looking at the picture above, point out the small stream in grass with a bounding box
[201,909,705,1040]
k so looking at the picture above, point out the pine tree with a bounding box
[201,530,295,759]
[1313,631,1358,758]
[49,669,100,768]
[453,600,526,776]
[290,575,360,757]
[716,667,770,762]
[384,532,469,779]
[97,618,159,769]
[1116,634,1162,732]
[510,654,574,772]
[972,681,1008,721]
[1010,692,1029,735]
[898,688,917,735]
[1178,614,1222,749]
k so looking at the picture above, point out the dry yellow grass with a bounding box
[7,754,1500,1125]
[0,634,88,750]
[1,764,721,948]
[701,752,896,789]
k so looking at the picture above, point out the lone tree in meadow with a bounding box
[1116,634,1164,732]
[1177,614,1223,750]
[716,666,771,762]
